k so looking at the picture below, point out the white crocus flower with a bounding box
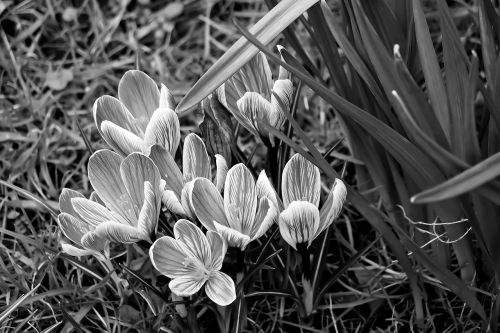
[150,219,236,306]
[148,133,227,219]
[216,51,293,143]
[57,150,162,251]
[278,153,347,250]
[93,70,180,156]
[189,163,278,250]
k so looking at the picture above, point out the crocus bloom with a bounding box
[93,70,180,156]
[148,133,227,218]
[57,150,162,254]
[189,163,277,250]
[216,51,293,143]
[150,219,236,306]
[278,153,347,250]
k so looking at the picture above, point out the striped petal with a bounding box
[270,79,293,128]
[136,181,160,241]
[80,231,107,252]
[205,271,236,306]
[250,197,277,241]
[144,108,180,155]
[190,177,229,230]
[58,212,94,246]
[160,83,176,110]
[93,95,142,137]
[232,52,273,98]
[150,236,202,278]
[89,191,105,205]
[282,153,321,208]
[169,275,206,297]
[93,221,145,243]
[237,92,272,136]
[118,70,160,130]
[215,155,228,192]
[120,153,161,219]
[71,197,125,226]
[173,219,211,267]
[101,120,147,156]
[256,170,283,211]
[206,230,226,271]
[180,180,196,220]
[60,242,95,257]
[216,83,258,136]
[213,221,251,250]
[183,133,211,183]
[224,164,257,234]
[148,144,183,196]
[59,188,84,216]
[317,179,347,238]
[278,201,320,250]
[161,190,186,216]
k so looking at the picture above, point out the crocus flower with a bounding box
[216,51,293,143]
[189,163,277,250]
[57,150,162,254]
[278,153,347,250]
[93,70,180,156]
[150,219,236,306]
[148,133,227,219]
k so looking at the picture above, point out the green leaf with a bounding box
[176,0,319,112]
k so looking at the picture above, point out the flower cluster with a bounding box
[57,52,347,308]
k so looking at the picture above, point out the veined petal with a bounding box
[71,197,126,226]
[148,144,183,196]
[180,180,196,220]
[136,181,160,241]
[144,108,180,155]
[93,221,146,243]
[93,95,142,137]
[282,153,321,208]
[161,190,186,216]
[58,212,94,246]
[59,188,85,216]
[118,70,160,129]
[89,191,105,206]
[120,153,161,220]
[317,179,347,238]
[183,133,211,183]
[213,221,251,250]
[206,231,226,271]
[101,120,147,156]
[60,242,95,257]
[215,155,228,192]
[237,92,272,136]
[234,52,273,98]
[173,219,211,267]
[270,79,293,129]
[191,178,228,230]
[205,271,236,306]
[160,83,176,110]
[250,197,277,241]
[224,164,257,234]
[278,201,320,250]
[80,231,107,252]
[256,170,283,212]
[218,83,259,136]
[150,236,203,278]
[169,276,206,297]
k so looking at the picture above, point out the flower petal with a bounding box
[205,271,236,306]
[80,231,107,252]
[93,95,142,137]
[237,92,272,136]
[224,164,257,234]
[183,133,211,183]
[59,188,84,216]
[60,242,95,257]
[216,83,258,136]
[317,178,347,238]
[58,212,94,246]
[71,197,126,226]
[88,149,136,225]
[101,120,147,156]
[180,180,196,220]
[147,144,183,196]
[232,52,273,98]
[144,108,180,155]
[160,83,176,110]
[206,231,226,271]
[256,170,283,211]
[213,221,251,250]
[173,219,211,267]
[281,153,321,208]
[169,276,206,297]
[136,181,160,241]
[120,153,161,221]
[250,197,277,241]
[118,70,160,129]
[89,191,105,205]
[215,155,228,192]
[278,201,320,250]
[161,190,186,216]
[150,236,201,278]
[93,221,146,243]
[190,178,229,230]
[270,79,293,128]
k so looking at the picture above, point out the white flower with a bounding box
[189,163,278,250]
[57,150,162,254]
[93,70,180,156]
[216,51,293,142]
[149,219,236,306]
[278,154,347,250]
[148,133,227,219]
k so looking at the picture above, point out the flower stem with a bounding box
[265,142,280,188]
[296,243,311,281]
[236,249,246,284]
